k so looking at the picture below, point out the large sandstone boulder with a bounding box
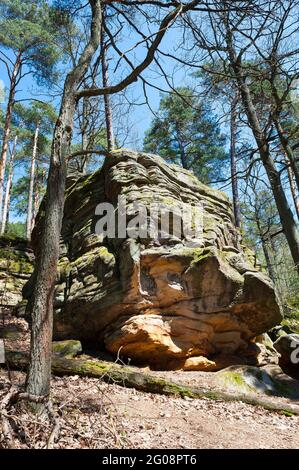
[25,150,282,369]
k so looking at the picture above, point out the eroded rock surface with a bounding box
[0,236,33,308]
[26,150,282,369]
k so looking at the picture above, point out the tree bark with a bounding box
[81,97,89,173]
[230,94,241,228]
[25,0,103,399]
[26,124,40,240]
[176,127,188,169]
[272,110,299,194]
[32,164,41,228]
[286,159,299,220]
[0,52,22,225]
[101,18,115,151]
[1,135,17,234]
[25,0,193,399]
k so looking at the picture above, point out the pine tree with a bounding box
[143,88,227,184]
[0,0,60,223]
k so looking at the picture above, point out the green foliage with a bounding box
[12,101,56,164]
[0,0,62,85]
[5,221,26,238]
[143,88,228,183]
[10,176,29,216]
[11,163,47,217]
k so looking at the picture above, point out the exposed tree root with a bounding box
[0,382,59,449]
[4,350,299,417]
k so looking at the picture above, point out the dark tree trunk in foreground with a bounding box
[230,94,241,228]
[25,0,196,399]
[26,0,102,398]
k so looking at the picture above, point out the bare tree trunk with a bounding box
[32,164,40,228]
[262,238,276,282]
[176,127,188,169]
[230,94,241,228]
[26,124,40,240]
[101,19,115,151]
[286,159,299,220]
[1,135,17,234]
[25,0,102,399]
[0,52,22,225]
[226,34,299,273]
[272,112,299,193]
[80,97,89,173]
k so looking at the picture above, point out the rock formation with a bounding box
[0,236,33,308]
[24,150,282,369]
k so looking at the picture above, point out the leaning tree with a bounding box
[25,0,203,400]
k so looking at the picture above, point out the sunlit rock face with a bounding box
[26,150,282,369]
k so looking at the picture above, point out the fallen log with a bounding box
[4,350,299,417]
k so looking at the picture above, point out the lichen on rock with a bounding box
[0,236,33,308]
[25,150,282,369]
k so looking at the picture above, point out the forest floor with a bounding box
[1,314,299,449]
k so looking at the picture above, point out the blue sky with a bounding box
[0,20,202,222]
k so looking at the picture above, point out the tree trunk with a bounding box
[273,112,299,194]
[226,39,299,273]
[286,160,299,220]
[26,124,39,240]
[176,127,188,169]
[101,19,115,151]
[1,135,17,234]
[230,95,241,228]
[32,164,41,228]
[81,97,89,173]
[25,0,102,399]
[0,52,22,225]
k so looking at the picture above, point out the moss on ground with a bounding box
[5,350,299,417]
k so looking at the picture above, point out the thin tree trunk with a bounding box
[286,159,299,220]
[176,127,188,169]
[25,0,102,399]
[272,111,299,193]
[1,135,17,234]
[81,97,89,173]
[0,52,22,225]
[32,164,40,228]
[26,124,40,240]
[101,19,115,151]
[226,34,299,273]
[230,94,241,228]
[262,238,275,282]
